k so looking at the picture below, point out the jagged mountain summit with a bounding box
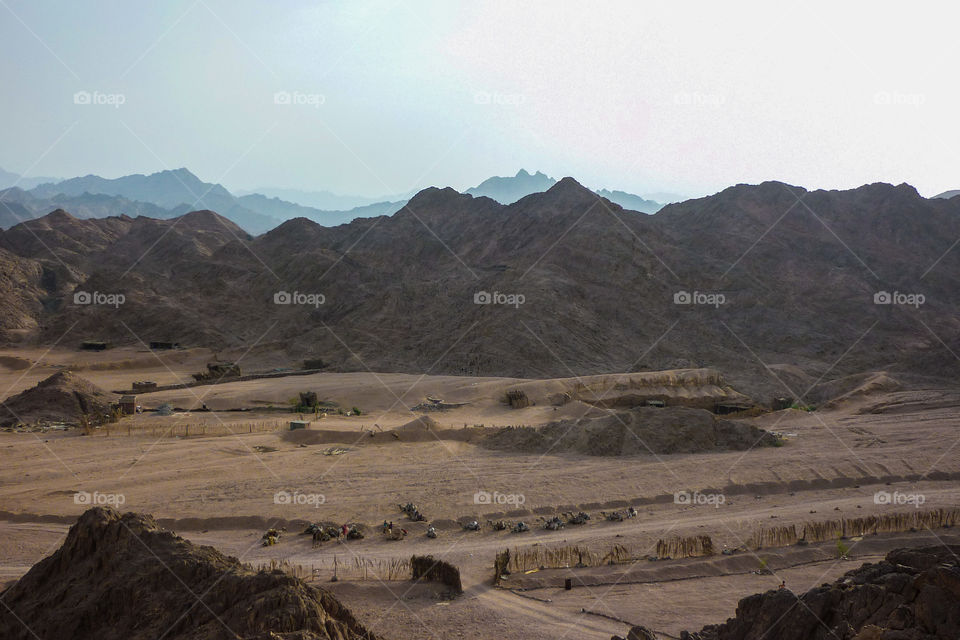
[465,168,664,212]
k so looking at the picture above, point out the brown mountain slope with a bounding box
[0,507,380,640]
[0,244,45,337]
[665,544,960,640]
[2,178,960,401]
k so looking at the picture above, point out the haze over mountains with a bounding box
[0,167,666,235]
[0,168,398,234]
[1,175,958,402]
[466,169,664,212]
[0,167,61,191]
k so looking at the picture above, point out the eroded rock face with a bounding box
[482,406,778,456]
[675,545,960,640]
[0,507,380,640]
[0,370,117,427]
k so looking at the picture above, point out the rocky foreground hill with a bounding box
[1,179,960,401]
[0,507,379,640]
[640,545,960,640]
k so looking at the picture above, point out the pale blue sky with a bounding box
[1,1,955,198]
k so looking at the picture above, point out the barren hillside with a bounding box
[2,179,960,401]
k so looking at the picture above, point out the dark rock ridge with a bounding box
[3,178,960,401]
[631,545,960,640]
[482,406,778,456]
[0,507,380,640]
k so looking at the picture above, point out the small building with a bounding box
[132,381,158,393]
[646,399,666,408]
[289,420,310,431]
[192,362,241,382]
[80,341,110,351]
[150,341,179,350]
[119,395,137,415]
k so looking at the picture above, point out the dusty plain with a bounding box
[1,346,958,639]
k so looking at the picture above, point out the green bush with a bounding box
[836,537,850,559]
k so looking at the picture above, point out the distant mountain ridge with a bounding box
[1,168,402,234]
[466,169,663,212]
[0,166,668,233]
[0,167,62,191]
[236,185,416,211]
[466,169,558,204]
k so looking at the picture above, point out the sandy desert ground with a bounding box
[1,346,958,639]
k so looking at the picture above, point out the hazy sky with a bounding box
[1,1,955,198]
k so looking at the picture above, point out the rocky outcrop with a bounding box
[0,370,117,427]
[0,507,380,640]
[674,545,960,640]
[482,406,779,456]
